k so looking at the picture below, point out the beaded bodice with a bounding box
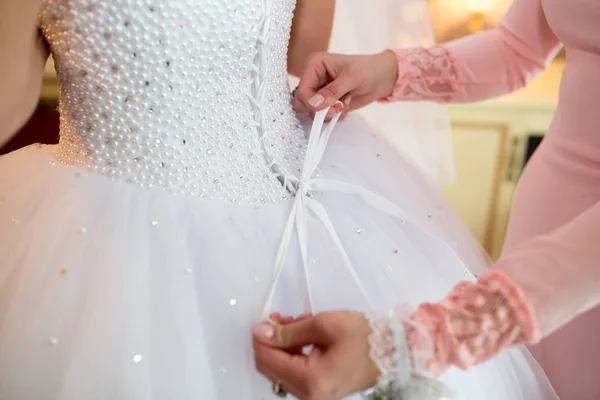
[39,0,306,204]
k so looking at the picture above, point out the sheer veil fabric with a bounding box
[327,0,456,186]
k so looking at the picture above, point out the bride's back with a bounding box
[39,0,309,205]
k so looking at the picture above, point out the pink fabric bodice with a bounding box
[387,0,600,398]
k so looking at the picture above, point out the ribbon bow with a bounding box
[261,105,466,319]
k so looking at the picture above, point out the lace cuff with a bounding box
[365,312,452,399]
[366,271,540,396]
[410,270,540,375]
[381,46,460,103]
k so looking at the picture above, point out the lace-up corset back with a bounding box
[39,0,306,205]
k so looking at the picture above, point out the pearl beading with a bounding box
[38,0,306,205]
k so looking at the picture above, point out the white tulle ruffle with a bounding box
[0,114,555,399]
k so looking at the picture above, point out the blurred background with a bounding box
[429,0,562,260]
[3,0,562,260]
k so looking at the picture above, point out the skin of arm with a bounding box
[287,0,335,77]
[0,0,49,145]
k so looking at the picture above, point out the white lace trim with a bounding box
[367,314,410,392]
[365,312,453,399]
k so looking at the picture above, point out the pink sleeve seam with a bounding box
[446,46,462,85]
[425,45,526,90]
[496,22,556,70]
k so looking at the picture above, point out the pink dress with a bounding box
[388,0,600,398]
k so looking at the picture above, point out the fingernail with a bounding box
[308,94,324,108]
[254,323,275,339]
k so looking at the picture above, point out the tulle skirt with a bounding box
[0,115,556,399]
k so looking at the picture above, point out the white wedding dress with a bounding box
[0,0,557,399]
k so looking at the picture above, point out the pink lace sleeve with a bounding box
[382,0,561,104]
[367,202,600,391]
[405,270,540,376]
[364,270,539,397]
[381,46,460,103]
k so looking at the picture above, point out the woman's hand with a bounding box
[293,52,399,119]
[252,311,379,400]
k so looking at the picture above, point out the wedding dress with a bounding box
[0,0,556,399]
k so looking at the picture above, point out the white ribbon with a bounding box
[260,105,467,320]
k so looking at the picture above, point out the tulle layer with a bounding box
[0,116,556,399]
